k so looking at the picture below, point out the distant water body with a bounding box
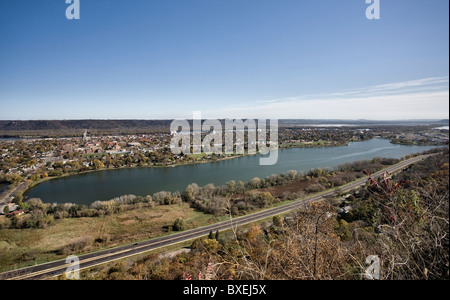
[26,139,442,205]
[0,138,20,141]
[307,124,349,127]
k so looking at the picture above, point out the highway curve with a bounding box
[0,154,430,280]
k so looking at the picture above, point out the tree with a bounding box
[93,159,105,170]
[249,177,261,189]
[27,198,44,210]
[201,238,220,252]
[173,218,185,231]
[183,183,199,202]
[259,192,274,207]
[7,174,22,185]
[288,170,298,181]
[236,181,245,193]
[226,180,236,194]
[272,215,282,227]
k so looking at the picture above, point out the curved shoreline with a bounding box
[22,153,249,199]
[20,139,446,203]
[21,142,350,194]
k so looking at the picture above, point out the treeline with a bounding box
[278,127,374,146]
[0,173,23,185]
[94,152,449,280]
[3,191,191,229]
[0,120,172,135]
[182,157,400,216]
[1,195,154,229]
[2,156,402,230]
[24,149,200,181]
[45,148,179,176]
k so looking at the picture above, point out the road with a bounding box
[0,181,29,208]
[0,154,430,280]
[0,162,50,210]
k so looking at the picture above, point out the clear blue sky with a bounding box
[0,0,448,120]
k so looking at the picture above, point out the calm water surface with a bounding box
[26,139,441,205]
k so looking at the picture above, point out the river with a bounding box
[26,139,442,205]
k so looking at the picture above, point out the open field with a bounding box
[1,153,438,279]
[0,203,222,273]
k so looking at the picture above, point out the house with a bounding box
[337,206,352,217]
[7,210,25,217]
[127,142,142,147]
[63,143,75,154]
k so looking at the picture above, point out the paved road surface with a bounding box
[0,154,430,280]
[0,181,29,210]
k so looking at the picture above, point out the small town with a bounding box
[0,124,447,215]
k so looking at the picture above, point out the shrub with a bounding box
[273,215,283,227]
[305,183,326,194]
[288,170,298,181]
[59,236,94,255]
[173,218,185,231]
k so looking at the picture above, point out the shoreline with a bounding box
[21,142,347,196]
[0,153,440,276]
[20,152,249,200]
[11,138,446,203]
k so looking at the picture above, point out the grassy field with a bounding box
[0,203,223,273]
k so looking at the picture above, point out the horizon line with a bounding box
[0,118,448,122]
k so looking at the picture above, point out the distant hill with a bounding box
[0,119,448,137]
[0,120,174,137]
[0,120,172,131]
[1,119,448,129]
[277,119,450,126]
